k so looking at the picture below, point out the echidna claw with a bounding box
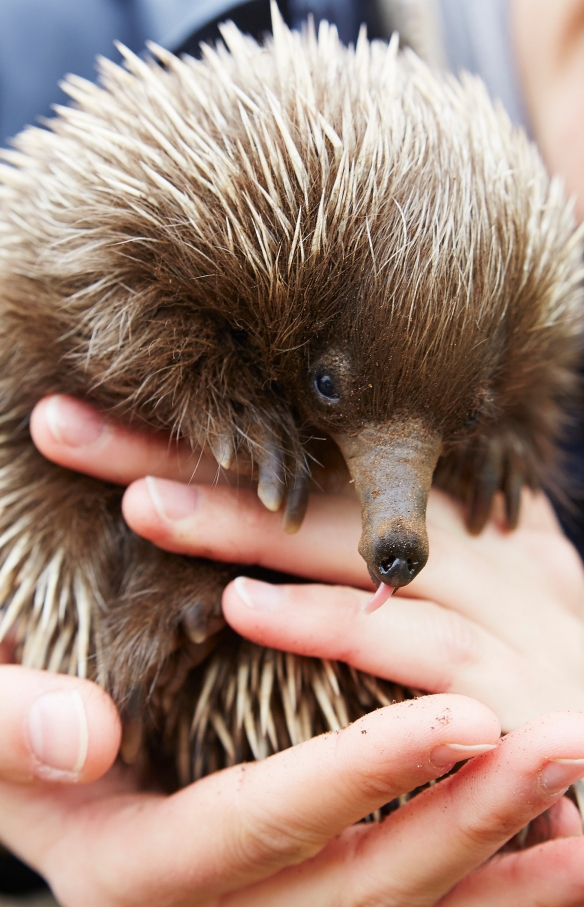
[257,442,286,512]
[503,461,523,530]
[467,438,504,534]
[210,434,234,470]
[283,466,311,533]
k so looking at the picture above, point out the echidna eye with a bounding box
[314,372,340,402]
[465,410,480,428]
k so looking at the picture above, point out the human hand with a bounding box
[220,487,584,734]
[3,662,584,907]
[31,395,584,733]
[22,394,584,905]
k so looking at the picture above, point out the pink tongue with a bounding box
[361,582,395,614]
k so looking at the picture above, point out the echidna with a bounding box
[0,5,582,787]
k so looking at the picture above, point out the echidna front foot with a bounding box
[103,537,233,705]
[435,434,530,534]
[208,431,311,534]
[0,424,233,711]
[467,437,531,533]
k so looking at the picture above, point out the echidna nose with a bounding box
[372,536,427,588]
[378,554,421,587]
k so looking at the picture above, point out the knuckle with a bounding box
[196,487,269,564]
[231,807,320,873]
[339,769,392,805]
[457,808,520,853]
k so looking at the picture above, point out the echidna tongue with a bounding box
[333,422,442,591]
[362,582,395,615]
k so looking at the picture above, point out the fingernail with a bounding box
[146,476,201,522]
[430,742,497,769]
[233,576,285,610]
[540,759,584,794]
[45,396,104,448]
[28,690,88,777]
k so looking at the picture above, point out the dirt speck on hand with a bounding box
[435,708,452,726]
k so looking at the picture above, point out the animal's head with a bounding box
[1,5,582,588]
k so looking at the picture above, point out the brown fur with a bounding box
[0,7,582,784]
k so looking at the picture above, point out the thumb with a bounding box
[0,665,121,784]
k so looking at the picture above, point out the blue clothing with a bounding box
[0,0,257,144]
[0,0,142,145]
[1,0,530,146]
[0,0,351,144]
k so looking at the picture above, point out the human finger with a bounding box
[30,395,220,485]
[524,796,583,847]
[34,401,371,586]
[0,666,120,784]
[37,397,581,640]
[437,835,584,906]
[124,476,584,691]
[223,577,584,729]
[123,475,370,587]
[0,695,498,906]
[34,397,580,620]
[122,469,584,703]
[35,397,584,673]
[123,475,583,638]
[28,396,566,542]
[230,712,584,907]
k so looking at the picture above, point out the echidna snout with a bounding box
[335,422,442,587]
